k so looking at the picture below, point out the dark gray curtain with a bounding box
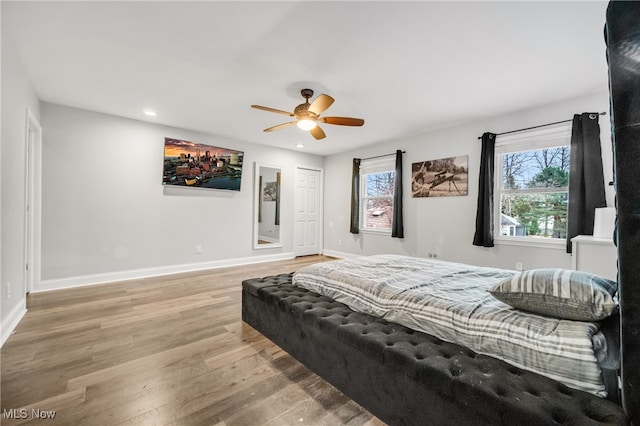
[566,113,607,253]
[350,158,361,234]
[473,132,496,247]
[392,150,404,238]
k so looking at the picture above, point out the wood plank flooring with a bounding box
[1,256,385,426]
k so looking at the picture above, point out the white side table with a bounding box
[571,235,617,281]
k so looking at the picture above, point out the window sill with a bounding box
[359,229,392,236]
[494,236,567,250]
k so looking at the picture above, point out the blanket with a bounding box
[293,255,606,397]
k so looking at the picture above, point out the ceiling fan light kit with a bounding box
[296,119,317,130]
[251,88,364,140]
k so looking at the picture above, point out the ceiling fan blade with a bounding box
[251,105,294,116]
[309,125,326,140]
[308,94,335,116]
[321,116,365,126]
[264,122,297,132]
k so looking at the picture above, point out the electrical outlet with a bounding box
[195,245,203,255]
[337,239,342,246]
[515,262,523,271]
[6,282,10,299]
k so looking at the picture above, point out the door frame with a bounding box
[24,108,42,294]
[294,165,324,257]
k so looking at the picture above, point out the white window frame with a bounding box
[360,157,396,234]
[494,123,572,249]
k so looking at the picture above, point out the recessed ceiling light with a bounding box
[296,143,305,148]
[143,109,157,117]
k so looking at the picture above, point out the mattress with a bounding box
[293,255,607,397]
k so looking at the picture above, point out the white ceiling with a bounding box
[2,1,609,156]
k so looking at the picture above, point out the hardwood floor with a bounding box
[1,256,385,426]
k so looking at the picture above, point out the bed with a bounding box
[242,257,626,425]
[242,2,639,424]
[292,255,617,399]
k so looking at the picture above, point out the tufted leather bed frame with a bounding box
[242,274,628,425]
[242,3,639,425]
[606,2,640,425]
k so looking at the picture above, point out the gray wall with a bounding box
[38,103,323,288]
[323,91,614,271]
[1,27,41,343]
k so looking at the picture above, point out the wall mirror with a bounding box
[254,163,282,249]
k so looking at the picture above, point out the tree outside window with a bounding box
[500,146,569,238]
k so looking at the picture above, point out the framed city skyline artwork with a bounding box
[162,137,244,191]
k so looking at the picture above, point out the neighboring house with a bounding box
[366,206,393,230]
[500,213,526,237]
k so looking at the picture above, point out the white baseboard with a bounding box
[321,249,361,259]
[33,252,295,293]
[1,300,27,347]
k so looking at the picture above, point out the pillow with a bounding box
[489,268,618,321]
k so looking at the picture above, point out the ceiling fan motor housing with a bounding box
[294,103,316,119]
[295,89,317,119]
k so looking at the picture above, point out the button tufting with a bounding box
[526,387,540,397]
[244,273,628,426]
[551,409,567,424]
[557,385,573,396]
[494,387,507,397]
[583,407,607,422]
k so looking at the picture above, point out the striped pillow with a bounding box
[489,269,618,321]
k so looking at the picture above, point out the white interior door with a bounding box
[294,167,322,256]
[24,109,42,294]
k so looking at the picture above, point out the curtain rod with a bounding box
[477,112,607,140]
[361,151,406,161]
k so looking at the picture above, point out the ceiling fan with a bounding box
[251,89,365,140]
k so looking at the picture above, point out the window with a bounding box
[360,158,395,232]
[495,124,571,242]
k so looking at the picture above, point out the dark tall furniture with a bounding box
[605,2,640,423]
